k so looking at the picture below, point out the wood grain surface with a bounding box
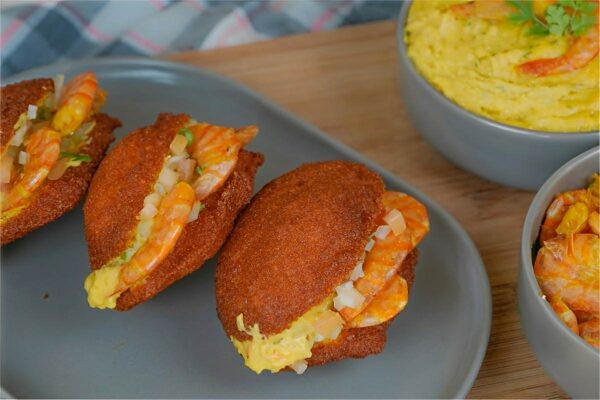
[167,21,567,399]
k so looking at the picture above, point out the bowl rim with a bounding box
[520,146,600,356]
[396,1,600,140]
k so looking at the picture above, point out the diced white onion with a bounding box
[139,203,158,220]
[53,74,64,105]
[47,158,68,180]
[187,201,203,223]
[350,261,364,281]
[137,219,153,239]
[333,283,365,310]
[166,154,186,168]
[169,134,188,155]
[313,310,344,341]
[364,238,375,252]
[154,183,166,196]
[385,209,406,235]
[10,121,30,147]
[144,192,162,207]
[27,105,38,120]
[290,360,308,375]
[329,324,342,341]
[158,167,179,192]
[18,151,29,165]
[374,225,391,240]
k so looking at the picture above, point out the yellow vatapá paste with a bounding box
[404,1,599,133]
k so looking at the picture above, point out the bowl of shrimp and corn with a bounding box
[518,146,599,399]
[397,1,599,190]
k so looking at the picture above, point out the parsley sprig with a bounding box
[507,0,597,36]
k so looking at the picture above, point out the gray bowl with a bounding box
[518,146,599,399]
[396,2,599,191]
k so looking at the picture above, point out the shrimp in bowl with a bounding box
[534,173,600,349]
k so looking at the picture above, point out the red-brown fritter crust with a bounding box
[116,150,263,310]
[216,161,386,340]
[308,249,419,366]
[1,78,53,151]
[83,112,264,310]
[84,113,190,269]
[1,113,121,245]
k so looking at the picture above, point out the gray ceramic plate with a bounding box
[1,58,491,399]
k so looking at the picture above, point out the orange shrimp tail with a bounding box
[518,26,599,76]
[450,2,475,18]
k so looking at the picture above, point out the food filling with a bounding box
[1,73,105,221]
[84,121,258,309]
[534,173,599,349]
[232,191,430,374]
[405,1,598,132]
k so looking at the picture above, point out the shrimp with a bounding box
[339,192,429,321]
[451,1,599,76]
[52,72,99,135]
[111,181,195,296]
[348,274,409,328]
[450,0,514,20]
[549,298,580,334]
[534,234,599,318]
[579,318,599,348]
[189,123,257,201]
[1,127,61,212]
[518,25,600,76]
[540,189,590,242]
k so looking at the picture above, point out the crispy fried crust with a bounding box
[1,78,53,151]
[216,161,386,340]
[83,113,264,310]
[84,113,190,269]
[1,113,121,245]
[308,249,419,366]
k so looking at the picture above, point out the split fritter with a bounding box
[1,77,120,245]
[216,161,429,374]
[84,113,263,311]
[217,161,386,337]
[2,114,119,244]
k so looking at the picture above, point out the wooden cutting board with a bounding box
[168,20,566,399]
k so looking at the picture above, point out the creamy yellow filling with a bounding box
[232,296,334,374]
[405,1,599,132]
[84,264,121,309]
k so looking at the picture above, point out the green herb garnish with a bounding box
[507,0,597,36]
[178,128,194,146]
[195,165,204,175]
[60,152,91,167]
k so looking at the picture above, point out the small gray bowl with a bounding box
[396,1,599,191]
[518,146,599,399]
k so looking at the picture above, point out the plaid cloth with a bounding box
[0,0,404,79]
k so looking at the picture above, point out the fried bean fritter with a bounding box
[84,113,263,310]
[1,113,120,245]
[216,161,386,340]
